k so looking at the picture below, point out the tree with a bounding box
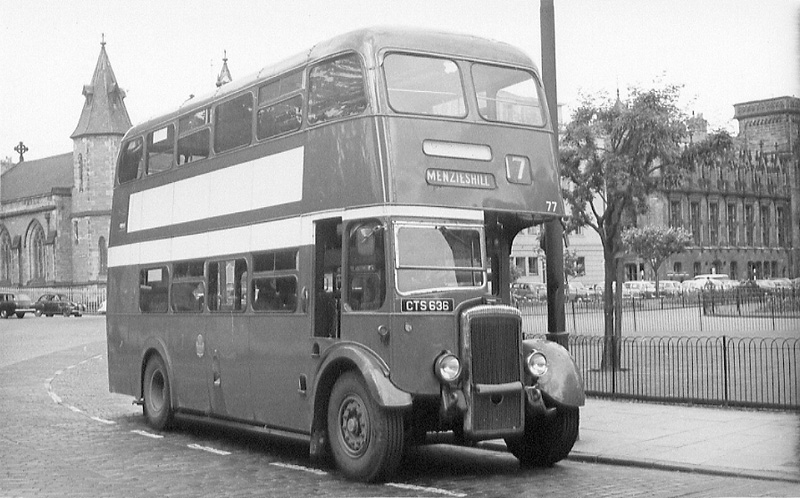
[560,84,691,368]
[621,226,693,294]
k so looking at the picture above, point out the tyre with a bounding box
[63,308,71,318]
[505,405,579,468]
[0,309,8,319]
[15,312,24,319]
[34,309,42,317]
[327,371,404,482]
[143,355,174,430]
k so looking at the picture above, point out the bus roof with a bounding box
[126,27,537,137]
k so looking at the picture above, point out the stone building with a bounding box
[642,96,799,282]
[0,40,131,286]
[510,95,800,285]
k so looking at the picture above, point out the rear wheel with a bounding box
[505,405,579,468]
[15,312,25,319]
[143,355,174,430]
[327,371,404,482]
[0,309,8,319]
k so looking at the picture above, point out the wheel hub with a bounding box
[338,394,369,457]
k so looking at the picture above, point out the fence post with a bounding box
[771,296,776,330]
[722,335,729,406]
[632,296,637,333]
[698,293,703,332]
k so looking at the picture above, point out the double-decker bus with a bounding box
[107,27,584,482]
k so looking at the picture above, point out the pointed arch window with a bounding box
[29,222,46,281]
[98,236,108,274]
[1,228,12,282]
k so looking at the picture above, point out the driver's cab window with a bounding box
[346,220,386,311]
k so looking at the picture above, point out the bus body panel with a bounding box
[384,118,562,216]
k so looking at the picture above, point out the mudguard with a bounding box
[312,342,413,409]
[523,338,585,407]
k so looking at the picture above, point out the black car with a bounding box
[12,293,34,318]
[33,294,86,317]
[0,293,16,319]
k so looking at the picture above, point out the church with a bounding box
[0,40,131,287]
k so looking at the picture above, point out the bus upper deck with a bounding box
[110,27,563,252]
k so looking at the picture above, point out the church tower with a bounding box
[70,37,132,284]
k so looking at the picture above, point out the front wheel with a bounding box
[505,405,579,468]
[34,309,42,317]
[15,312,25,319]
[143,355,174,430]
[327,371,404,482]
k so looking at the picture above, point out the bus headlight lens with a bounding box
[526,351,548,377]
[434,353,462,383]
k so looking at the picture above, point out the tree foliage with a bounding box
[559,84,691,360]
[621,225,693,293]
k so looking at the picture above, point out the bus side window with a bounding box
[171,259,205,312]
[208,259,247,312]
[214,93,253,153]
[146,125,175,175]
[308,54,367,125]
[118,137,143,184]
[178,109,211,165]
[139,267,168,313]
[347,221,385,311]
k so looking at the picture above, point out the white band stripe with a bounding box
[127,146,304,233]
[108,205,483,268]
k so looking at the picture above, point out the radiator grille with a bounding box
[463,306,523,434]
[469,314,520,384]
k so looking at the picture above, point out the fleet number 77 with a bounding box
[545,201,558,212]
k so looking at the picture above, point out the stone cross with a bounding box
[14,141,28,162]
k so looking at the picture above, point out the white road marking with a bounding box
[386,482,467,497]
[269,462,328,475]
[91,417,116,425]
[131,430,163,438]
[49,392,62,404]
[187,443,231,456]
[67,405,83,413]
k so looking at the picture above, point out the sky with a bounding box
[1,0,798,162]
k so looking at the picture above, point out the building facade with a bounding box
[510,96,800,285]
[0,41,131,286]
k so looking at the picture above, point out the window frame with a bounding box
[381,52,468,119]
[307,52,369,126]
[213,92,255,154]
[470,62,547,127]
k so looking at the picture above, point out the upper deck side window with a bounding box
[178,108,211,165]
[383,53,467,118]
[471,63,546,127]
[146,125,176,175]
[308,53,368,125]
[257,71,304,140]
[118,137,144,184]
[214,92,254,153]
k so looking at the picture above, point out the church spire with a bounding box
[216,50,233,88]
[71,35,132,139]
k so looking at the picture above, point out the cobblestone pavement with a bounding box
[2,317,799,497]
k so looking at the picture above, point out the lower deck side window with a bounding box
[140,267,169,313]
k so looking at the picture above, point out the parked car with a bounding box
[12,293,34,318]
[566,281,590,301]
[657,280,682,297]
[622,281,655,299]
[511,280,546,303]
[33,294,86,317]
[0,293,16,319]
[97,300,107,314]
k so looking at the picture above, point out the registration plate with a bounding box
[401,298,454,313]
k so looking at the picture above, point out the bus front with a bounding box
[348,32,585,467]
